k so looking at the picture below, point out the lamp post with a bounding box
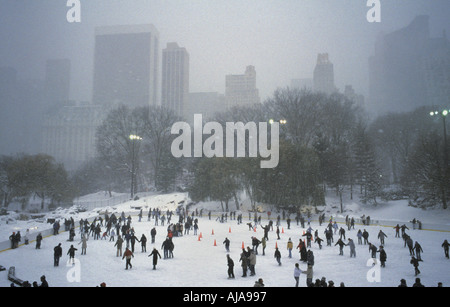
[129,134,142,199]
[430,109,449,165]
[430,109,449,209]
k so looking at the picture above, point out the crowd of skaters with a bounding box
[222,209,449,287]
[5,206,450,287]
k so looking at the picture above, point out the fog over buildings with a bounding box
[0,1,449,170]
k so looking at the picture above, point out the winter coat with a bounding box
[379,249,387,262]
[306,250,314,266]
[123,249,133,260]
[287,240,293,250]
[149,249,161,265]
[239,253,248,268]
[248,252,256,265]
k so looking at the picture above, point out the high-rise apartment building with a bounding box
[313,53,336,95]
[225,65,260,109]
[44,59,71,108]
[161,42,189,117]
[92,24,160,108]
[41,103,105,171]
[368,15,450,115]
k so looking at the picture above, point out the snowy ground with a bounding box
[0,192,449,287]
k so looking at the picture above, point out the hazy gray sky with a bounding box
[1,0,449,103]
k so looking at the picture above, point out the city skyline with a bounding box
[1,1,449,107]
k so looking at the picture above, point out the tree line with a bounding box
[1,87,448,211]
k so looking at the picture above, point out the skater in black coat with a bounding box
[442,240,450,258]
[410,256,421,276]
[378,246,387,267]
[335,239,347,255]
[274,248,282,265]
[67,245,77,264]
[227,254,235,278]
[148,248,162,270]
[414,241,423,261]
[54,243,62,267]
[140,234,147,253]
[223,237,231,253]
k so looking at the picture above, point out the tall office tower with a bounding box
[0,67,44,155]
[44,59,71,108]
[161,42,189,117]
[369,15,450,115]
[313,53,336,95]
[225,65,260,109]
[92,24,160,108]
[41,103,105,171]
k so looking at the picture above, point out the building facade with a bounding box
[225,65,260,109]
[41,103,105,171]
[313,53,336,95]
[161,42,189,117]
[368,15,450,115]
[92,24,160,108]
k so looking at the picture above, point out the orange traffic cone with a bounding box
[212,229,215,235]
[214,239,217,246]
[253,227,257,232]
[242,242,245,249]
[229,227,232,233]
[275,242,278,249]
[198,235,201,241]
[282,227,284,234]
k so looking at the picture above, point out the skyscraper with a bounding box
[161,42,189,117]
[41,102,105,171]
[368,15,450,115]
[225,65,260,109]
[44,59,71,108]
[313,53,335,95]
[92,24,160,108]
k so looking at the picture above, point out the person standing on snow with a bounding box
[442,240,450,259]
[115,236,123,257]
[226,254,235,279]
[247,247,257,276]
[223,237,231,253]
[140,234,147,253]
[79,234,88,255]
[261,237,267,256]
[239,249,248,277]
[53,243,62,267]
[362,229,369,245]
[348,238,356,258]
[368,243,378,259]
[378,230,388,245]
[414,241,424,261]
[148,247,162,270]
[67,245,77,265]
[335,238,347,256]
[287,238,293,258]
[123,248,134,270]
[274,247,282,266]
[378,245,387,267]
[410,256,421,276]
[35,233,43,249]
[294,263,302,287]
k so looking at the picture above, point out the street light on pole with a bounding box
[129,134,143,199]
[429,108,449,209]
